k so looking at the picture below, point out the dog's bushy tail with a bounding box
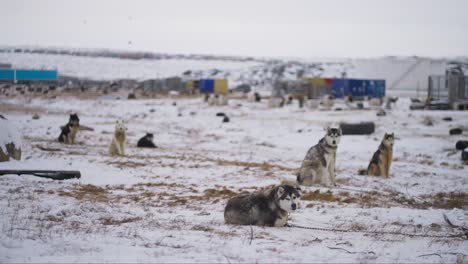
[357,168,367,175]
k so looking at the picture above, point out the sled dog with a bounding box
[297,127,341,186]
[359,133,394,177]
[137,133,157,148]
[109,120,126,156]
[58,113,80,144]
[224,185,302,227]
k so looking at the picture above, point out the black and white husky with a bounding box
[297,127,341,186]
[137,133,157,148]
[224,185,302,227]
[58,114,80,144]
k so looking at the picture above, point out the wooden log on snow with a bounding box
[0,170,81,180]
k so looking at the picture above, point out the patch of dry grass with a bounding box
[58,184,110,203]
[301,189,468,210]
[420,192,468,209]
[214,159,295,172]
[106,160,148,168]
[100,217,142,225]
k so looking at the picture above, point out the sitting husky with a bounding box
[137,133,157,148]
[208,94,228,106]
[297,127,341,186]
[320,95,335,110]
[359,133,394,177]
[109,120,126,156]
[58,113,80,144]
[224,185,302,227]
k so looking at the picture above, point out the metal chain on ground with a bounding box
[286,223,467,240]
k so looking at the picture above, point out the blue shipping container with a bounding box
[16,70,57,81]
[200,79,214,93]
[0,69,15,80]
[331,79,349,98]
[349,79,367,98]
[375,80,385,97]
[330,78,385,98]
[365,80,386,98]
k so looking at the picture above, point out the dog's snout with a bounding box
[332,140,336,145]
[292,203,297,210]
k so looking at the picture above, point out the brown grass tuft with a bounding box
[214,159,295,172]
[203,187,239,198]
[58,184,109,203]
[100,217,142,225]
[421,192,468,209]
[302,190,341,202]
[107,161,147,168]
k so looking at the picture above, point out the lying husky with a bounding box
[359,133,394,177]
[137,133,157,148]
[297,127,341,186]
[58,113,80,144]
[109,120,126,156]
[224,185,301,227]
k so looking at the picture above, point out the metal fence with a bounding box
[428,75,468,103]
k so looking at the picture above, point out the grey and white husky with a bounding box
[224,185,302,227]
[297,127,341,186]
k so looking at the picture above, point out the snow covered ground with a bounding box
[0,95,467,263]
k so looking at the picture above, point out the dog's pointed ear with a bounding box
[295,186,302,197]
[277,186,285,197]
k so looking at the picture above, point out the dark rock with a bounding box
[334,108,343,111]
[254,92,261,102]
[222,116,230,123]
[127,93,136,99]
[450,128,463,135]
[410,103,425,110]
[216,112,226,117]
[442,117,452,121]
[32,113,40,120]
[376,109,386,116]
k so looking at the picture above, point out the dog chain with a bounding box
[286,223,467,240]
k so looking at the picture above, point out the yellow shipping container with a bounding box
[302,77,326,86]
[214,79,228,95]
[186,80,194,89]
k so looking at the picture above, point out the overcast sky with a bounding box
[1,0,467,58]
